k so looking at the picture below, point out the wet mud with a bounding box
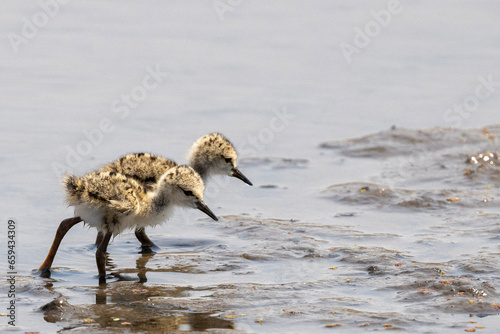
[3,126,500,333]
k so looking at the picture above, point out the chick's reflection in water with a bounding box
[79,286,236,332]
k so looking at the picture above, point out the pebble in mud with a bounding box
[40,296,80,323]
[367,265,384,275]
[39,296,70,313]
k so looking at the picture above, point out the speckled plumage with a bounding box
[63,165,210,236]
[97,152,177,189]
[188,133,239,179]
[39,164,217,284]
[65,171,145,210]
[96,133,251,188]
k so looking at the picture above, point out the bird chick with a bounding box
[97,134,252,187]
[65,166,216,235]
[39,165,217,284]
[188,133,252,186]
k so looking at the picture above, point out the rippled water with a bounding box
[2,126,499,333]
[2,1,500,333]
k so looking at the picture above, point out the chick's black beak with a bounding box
[195,200,218,221]
[231,167,253,186]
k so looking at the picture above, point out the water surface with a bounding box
[1,1,500,333]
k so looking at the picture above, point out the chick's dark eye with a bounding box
[182,189,194,196]
[223,157,232,163]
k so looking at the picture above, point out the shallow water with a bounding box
[2,1,500,333]
[3,126,500,333]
